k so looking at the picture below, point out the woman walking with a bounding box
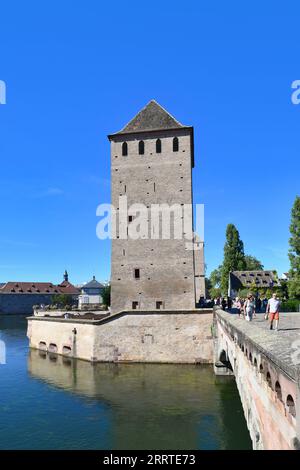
[234,297,242,317]
[244,294,256,322]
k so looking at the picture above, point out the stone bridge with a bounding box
[214,307,300,450]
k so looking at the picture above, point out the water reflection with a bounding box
[28,350,251,450]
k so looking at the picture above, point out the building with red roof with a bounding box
[0,271,80,314]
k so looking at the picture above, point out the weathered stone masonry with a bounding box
[108,101,205,314]
[27,310,214,364]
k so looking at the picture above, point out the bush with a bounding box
[281,300,300,312]
[52,294,75,308]
[102,285,111,308]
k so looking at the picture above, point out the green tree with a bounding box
[209,266,222,289]
[208,265,223,298]
[278,280,289,299]
[102,284,111,307]
[288,196,300,299]
[52,294,74,308]
[221,224,246,294]
[209,287,222,299]
[244,255,264,271]
[205,277,212,294]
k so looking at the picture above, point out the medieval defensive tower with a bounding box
[108,100,205,313]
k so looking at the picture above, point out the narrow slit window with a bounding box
[156,138,161,153]
[173,137,179,152]
[122,142,128,156]
[153,182,156,192]
[138,140,145,155]
[134,268,140,279]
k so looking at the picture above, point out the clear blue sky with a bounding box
[0,1,299,284]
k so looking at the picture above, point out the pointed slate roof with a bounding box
[82,276,104,289]
[113,100,187,135]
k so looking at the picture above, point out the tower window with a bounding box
[122,142,128,156]
[138,140,145,155]
[173,137,179,152]
[132,301,139,310]
[156,138,161,153]
[134,268,140,279]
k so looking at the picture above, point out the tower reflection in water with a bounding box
[27,349,251,450]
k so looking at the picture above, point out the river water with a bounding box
[0,315,251,450]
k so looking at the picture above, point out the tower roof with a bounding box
[111,100,189,135]
[82,276,104,289]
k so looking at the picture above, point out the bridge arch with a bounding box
[266,371,272,389]
[219,349,233,371]
[275,381,282,401]
[286,395,296,417]
[219,349,227,363]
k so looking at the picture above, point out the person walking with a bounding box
[262,297,268,313]
[240,298,245,318]
[235,297,242,317]
[266,293,281,331]
[244,294,256,321]
[221,297,227,311]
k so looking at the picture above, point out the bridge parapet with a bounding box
[213,307,300,450]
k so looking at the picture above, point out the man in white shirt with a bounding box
[266,293,281,331]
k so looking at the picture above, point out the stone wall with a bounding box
[27,309,214,364]
[0,294,54,314]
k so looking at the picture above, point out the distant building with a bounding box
[0,271,80,314]
[228,270,280,298]
[280,272,290,281]
[78,276,104,309]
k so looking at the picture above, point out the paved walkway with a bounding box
[235,311,300,337]
[218,310,300,378]
[252,311,300,331]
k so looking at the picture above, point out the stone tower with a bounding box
[108,100,205,314]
